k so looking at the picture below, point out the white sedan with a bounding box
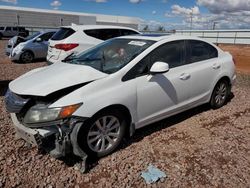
[5,34,236,160]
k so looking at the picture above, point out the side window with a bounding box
[18,27,25,31]
[13,27,18,31]
[6,27,11,31]
[40,32,55,41]
[122,40,185,81]
[150,40,184,69]
[187,40,218,63]
[122,55,151,81]
[120,29,139,36]
[98,29,121,40]
[85,29,121,40]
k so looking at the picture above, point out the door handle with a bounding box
[212,64,221,69]
[179,73,190,80]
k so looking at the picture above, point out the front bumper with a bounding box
[11,113,57,145]
[10,51,21,61]
[5,47,12,57]
[10,113,87,159]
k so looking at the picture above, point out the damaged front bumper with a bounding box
[10,113,88,161]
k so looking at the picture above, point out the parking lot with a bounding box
[0,39,250,187]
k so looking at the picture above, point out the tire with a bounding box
[20,51,34,63]
[0,33,2,40]
[210,79,230,109]
[77,110,127,158]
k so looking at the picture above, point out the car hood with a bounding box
[9,63,108,96]
[8,36,26,47]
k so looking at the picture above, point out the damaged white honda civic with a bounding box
[5,34,236,164]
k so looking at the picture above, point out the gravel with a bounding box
[0,40,250,187]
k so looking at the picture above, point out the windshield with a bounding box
[65,38,155,74]
[0,27,4,31]
[25,32,41,41]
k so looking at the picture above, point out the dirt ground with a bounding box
[0,40,250,188]
[219,44,250,74]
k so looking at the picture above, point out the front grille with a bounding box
[4,89,30,113]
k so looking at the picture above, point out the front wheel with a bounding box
[20,51,34,63]
[77,110,127,157]
[210,80,230,109]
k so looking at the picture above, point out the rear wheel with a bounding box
[0,33,2,40]
[210,79,230,109]
[20,51,34,63]
[78,110,127,157]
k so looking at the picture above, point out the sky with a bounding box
[0,0,250,30]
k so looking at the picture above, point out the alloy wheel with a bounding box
[214,82,227,106]
[21,52,33,63]
[87,116,121,153]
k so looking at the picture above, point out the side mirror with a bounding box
[150,61,169,74]
[35,37,42,42]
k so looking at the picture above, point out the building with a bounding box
[0,6,140,30]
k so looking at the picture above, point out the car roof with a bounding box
[38,30,57,34]
[62,25,139,32]
[118,34,210,42]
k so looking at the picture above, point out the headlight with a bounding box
[24,103,82,124]
[13,43,25,53]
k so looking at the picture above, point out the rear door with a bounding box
[185,40,220,104]
[48,27,75,61]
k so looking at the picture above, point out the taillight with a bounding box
[54,43,79,51]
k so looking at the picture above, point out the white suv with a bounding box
[47,25,140,64]
[6,35,236,164]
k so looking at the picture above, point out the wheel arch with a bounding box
[90,104,133,138]
[22,49,35,57]
[217,76,231,85]
[208,75,232,102]
[20,49,35,62]
[212,75,232,93]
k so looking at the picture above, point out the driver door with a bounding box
[132,40,192,127]
[33,32,54,58]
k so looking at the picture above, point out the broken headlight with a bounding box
[24,103,82,124]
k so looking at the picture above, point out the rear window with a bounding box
[51,28,75,41]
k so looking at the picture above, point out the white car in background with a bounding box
[5,35,235,164]
[47,25,140,64]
